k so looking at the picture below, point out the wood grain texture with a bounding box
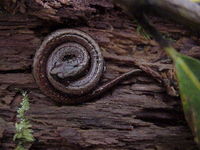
[0,0,200,149]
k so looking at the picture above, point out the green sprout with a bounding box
[136,24,152,40]
[13,91,34,150]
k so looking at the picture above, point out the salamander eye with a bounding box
[62,54,76,61]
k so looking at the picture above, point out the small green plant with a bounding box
[136,24,152,40]
[162,33,176,42]
[13,91,34,150]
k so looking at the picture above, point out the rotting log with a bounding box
[0,0,200,149]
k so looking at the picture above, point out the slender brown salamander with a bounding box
[33,29,141,105]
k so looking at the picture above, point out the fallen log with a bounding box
[0,0,199,149]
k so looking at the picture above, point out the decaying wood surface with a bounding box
[0,0,200,149]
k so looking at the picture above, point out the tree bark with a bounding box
[0,0,199,149]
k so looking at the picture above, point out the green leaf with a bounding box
[165,47,200,145]
[191,0,200,3]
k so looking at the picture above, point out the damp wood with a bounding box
[0,0,199,149]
